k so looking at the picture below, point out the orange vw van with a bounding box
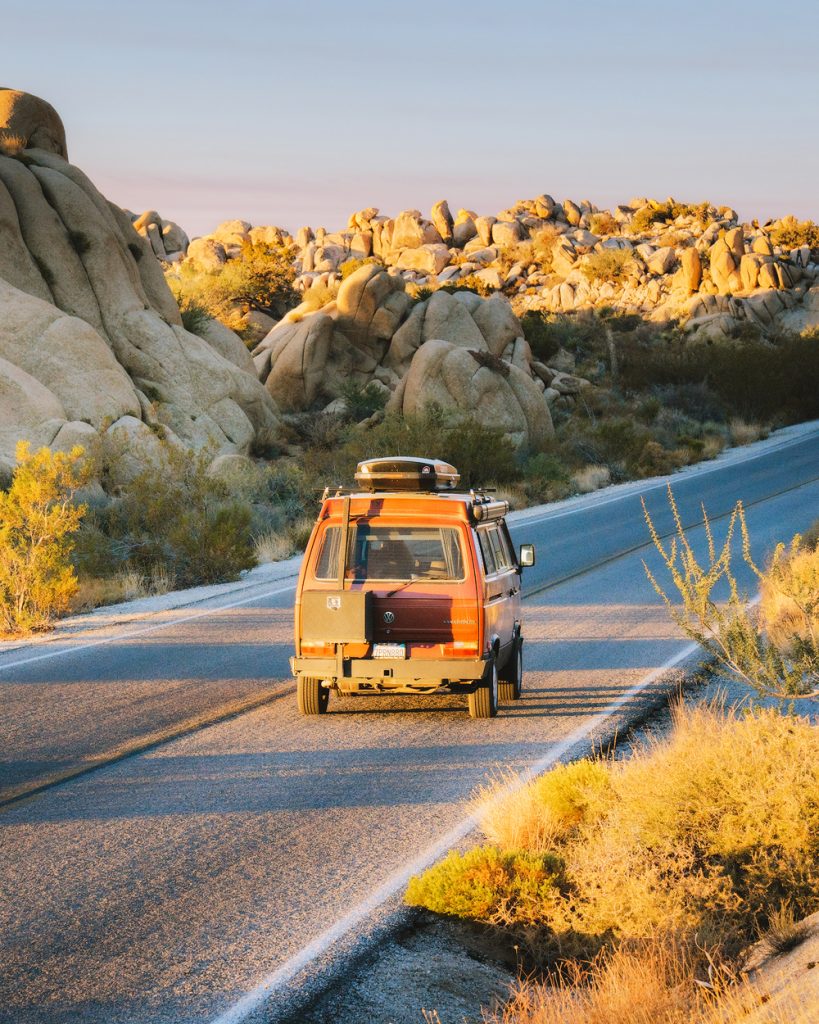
[290,457,535,718]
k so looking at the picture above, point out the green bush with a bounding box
[177,298,211,336]
[406,847,564,926]
[81,443,257,588]
[340,381,388,421]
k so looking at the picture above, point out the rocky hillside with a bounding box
[157,193,818,450]
[0,89,279,481]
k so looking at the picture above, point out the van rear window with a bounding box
[314,525,465,582]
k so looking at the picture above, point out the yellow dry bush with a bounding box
[0,442,91,635]
[407,703,819,956]
[759,530,819,655]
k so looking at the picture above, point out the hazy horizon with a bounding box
[4,0,818,236]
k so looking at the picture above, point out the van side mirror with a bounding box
[519,544,535,568]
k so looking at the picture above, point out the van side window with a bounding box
[478,529,497,576]
[315,526,341,579]
[488,525,511,572]
[499,523,517,568]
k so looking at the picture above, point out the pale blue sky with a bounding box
[4,0,818,236]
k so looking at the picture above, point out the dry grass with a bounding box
[300,282,335,311]
[485,936,819,1024]
[492,485,529,510]
[254,515,314,563]
[729,418,767,446]
[71,564,178,611]
[759,530,819,653]
[410,702,819,957]
[0,132,27,156]
[571,465,611,493]
[487,939,697,1024]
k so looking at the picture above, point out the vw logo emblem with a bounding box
[383,611,395,624]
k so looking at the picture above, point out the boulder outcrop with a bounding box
[0,90,279,472]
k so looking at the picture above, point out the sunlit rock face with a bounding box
[0,88,280,471]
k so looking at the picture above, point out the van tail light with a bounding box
[300,640,335,657]
[441,640,480,657]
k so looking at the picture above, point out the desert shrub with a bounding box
[589,212,619,236]
[339,256,379,279]
[520,311,562,363]
[768,215,819,252]
[408,702,819,958]
[644,488,818,699]
[300,282,335,311]
[630,200,713,235]
[177,298,211,335]
[168,239,298,333]
[581,249,636,283]
[406,846,565,927]
[0,442,91,635]
[759,528,819,658]
[440,274,495,297]
[340,406,521,488]
[339,381,387,421]
[82,443,256,588]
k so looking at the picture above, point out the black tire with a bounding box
[297,676,329,715]
[499,639,523,703]
[468,659,499,719]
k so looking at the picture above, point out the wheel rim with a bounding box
[516,648,523,691]
[491,662,498,709]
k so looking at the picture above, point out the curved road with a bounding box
[0,423,817,1024]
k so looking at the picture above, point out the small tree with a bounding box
[642,485,818,700]
[0,442,90,634]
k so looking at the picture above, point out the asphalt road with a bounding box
[0,425,817,1024]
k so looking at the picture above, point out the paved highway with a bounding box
[0,424,817,1024]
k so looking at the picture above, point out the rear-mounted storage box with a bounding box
[301,590,372,644]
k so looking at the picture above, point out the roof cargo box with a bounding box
[354,457,460,492]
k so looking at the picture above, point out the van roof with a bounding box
[319,490,510,525]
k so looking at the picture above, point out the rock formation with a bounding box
[251,265,556,449]
[0,89,279,478]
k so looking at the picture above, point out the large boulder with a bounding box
[0,88,67,157]
[0,101,280,466]
[390,209,442,251]
[334,264,411,359]
[398,340,553,449]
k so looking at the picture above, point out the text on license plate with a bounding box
[372,643,407,659]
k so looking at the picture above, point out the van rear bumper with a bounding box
[290,655,488,683]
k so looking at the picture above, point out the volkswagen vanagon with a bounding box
[290,457,535,718]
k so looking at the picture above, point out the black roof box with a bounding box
[355,457,460,492]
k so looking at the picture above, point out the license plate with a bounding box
[372,643,407,659]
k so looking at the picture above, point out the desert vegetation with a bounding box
[406,511,818,1022]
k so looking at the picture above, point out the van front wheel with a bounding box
[468,660,499,719]
[298,676,330,715]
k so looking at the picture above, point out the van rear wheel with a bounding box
[298,676,329,715]
[468,660,499,719]
[499,640,523,702]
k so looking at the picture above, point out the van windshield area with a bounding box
[315,525,465,582]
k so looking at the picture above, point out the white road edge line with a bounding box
[0,583,297,673]
[209,636,704,1024]
[3,428,814,675]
